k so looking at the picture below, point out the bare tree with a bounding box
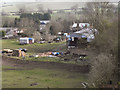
[89,53,117,87]
[33,31,41,42]
[58,10,65,14]
[17,5,27,14]
[71,4,78,14]
[71,4,78,11]
[37,4,44,13]
[18,18,37,37]
[82,2,112,32]
[2,16,14,27]
[50,13,77,33]
[82,2,118,87]
[49,20,63,35]
[1,9,9,16]
[47,9,52,14]
[45,30,54,41]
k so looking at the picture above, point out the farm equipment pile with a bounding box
[1,48,27,57]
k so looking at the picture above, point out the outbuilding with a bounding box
[19,37,34,44]
[66,28,98,47]
[66,33,83,47]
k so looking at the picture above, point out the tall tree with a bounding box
[37,4,44,13]
[33,31,41,42]
[49,21,63,35]
[82,2,116,32]
[71,4,78,14]
[43,13,51,20]
[18,5,27,14]
[82,2,118,87]
[18,18,37,37]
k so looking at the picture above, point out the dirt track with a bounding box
[2,56,90,73]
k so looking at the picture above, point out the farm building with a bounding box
[1,28,18,38]
[40,20,50,25]
[19,37,34,44]
[70,22,90,31]
[66,33,82,47]
[40,20,50,31]
[66,28,98,47]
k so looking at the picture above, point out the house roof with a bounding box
[74,28,93,34]
[75,28,98,35]
[67,33,82,38]
[40,20,50,25]
[72,23,90,28]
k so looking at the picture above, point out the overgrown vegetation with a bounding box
[0,31,6,37]
[82,2,118,87]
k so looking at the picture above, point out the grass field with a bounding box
[2,39,25,49]
[2,39,90,65]
[2,39,89,88]
[2,65,88,88]
[2,39,66,53]
[2,15,19,18]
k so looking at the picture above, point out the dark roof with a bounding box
[68,33,82,38]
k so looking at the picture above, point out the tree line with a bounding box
[82,2,118,87]
[3,13,51,27]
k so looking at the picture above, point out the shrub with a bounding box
[89,53,117,87]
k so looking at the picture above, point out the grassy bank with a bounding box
[2,65,88,88]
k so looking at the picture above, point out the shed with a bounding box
[74,28,98,42]
[66,33,84,46]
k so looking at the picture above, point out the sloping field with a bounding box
[2,56,89,88]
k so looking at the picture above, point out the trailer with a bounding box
[19,37,34,44]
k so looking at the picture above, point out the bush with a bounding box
[89,53,117,87]
[0,31,6,37]
[91,16,118,57]
[82,2,118,87]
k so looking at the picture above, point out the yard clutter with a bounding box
[53,36,62,42]
[38,52,51,57]
[20,48,27,52]
[29,52,61,58]
[2,49,13,56]
[51,52,60,56]
[38,41,46,44]
[38,52,59,57]
[2,49,13,53]
[12,49,20,57]
[13,49,26,57]
[64,52,88,62]
[2,48,27,57]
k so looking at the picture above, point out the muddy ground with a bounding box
[2,56,90,73]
